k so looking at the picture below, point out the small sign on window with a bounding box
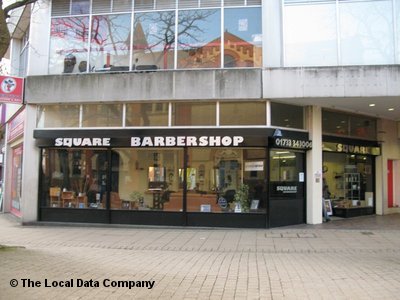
[238,19,248,32]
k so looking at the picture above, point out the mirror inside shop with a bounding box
[322,152,374,209]
[41,148,269,213]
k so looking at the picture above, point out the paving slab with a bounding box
[1,213,400,299]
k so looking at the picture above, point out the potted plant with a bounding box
[233,183,250,213]
[129,191,144,208]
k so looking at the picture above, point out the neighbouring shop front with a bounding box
[322,137,380,218]
[7,108,25,217]
[35,128,311,228]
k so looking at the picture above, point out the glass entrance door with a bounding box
[269,150,305,227]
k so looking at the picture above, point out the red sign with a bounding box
[8,109,25,142]
[0,75,24,104]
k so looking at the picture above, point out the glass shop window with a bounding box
[111,148,184,211]
[41,149,108,209]
[184,148,267,213]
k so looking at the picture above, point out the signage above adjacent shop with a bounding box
[0,76,24,104]
[323,142,381,156]
[8,109,25,142]
[269,137,312,150]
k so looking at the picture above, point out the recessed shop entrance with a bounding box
[268,150,306,227]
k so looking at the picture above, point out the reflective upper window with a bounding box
[71,0,90,15]
[133,11,176,70]
[339,0,394,65]
[284,2,338,66]
[177,9,221,69]
[49,17,89,74]
[284,0,399,66]
[90,14,131,71]
[224,7,262,68]
[49,0,262,73]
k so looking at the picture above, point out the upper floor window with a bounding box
[37,105,80,128]
[82,104,123,127]
[72,0,90,15]
[49,0,262,73]
[224,7,262,68]
[172,102,216,126]
[177,9,221,69]
[49,17,89,74]
[284,0,398,66]
[126,103,168,126]
[220,101,266,126]
[37,100,271,128]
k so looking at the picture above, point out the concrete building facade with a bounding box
[3,0,400,227]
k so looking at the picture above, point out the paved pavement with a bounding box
[1,213,400,299]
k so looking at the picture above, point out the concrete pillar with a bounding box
[21,104,40,223]
[2,123,12,213]
[306,106,323,224]
[28,0,51,76]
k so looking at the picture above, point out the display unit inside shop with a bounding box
[343,173,360,203]
[331,171,373,218]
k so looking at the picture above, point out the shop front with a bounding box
[6,108,25,217]
[322,137,380,218]
[35,128,311,228]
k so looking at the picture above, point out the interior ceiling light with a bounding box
[388,108,395,111]
[369,103,375,107]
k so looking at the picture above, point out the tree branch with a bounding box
[4,0,37,19]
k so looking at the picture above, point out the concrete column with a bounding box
[21,104,40,223]
[28,0,51,76]
[306,106,323,224]
[2,123,12,213]
[375,154,384,215]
